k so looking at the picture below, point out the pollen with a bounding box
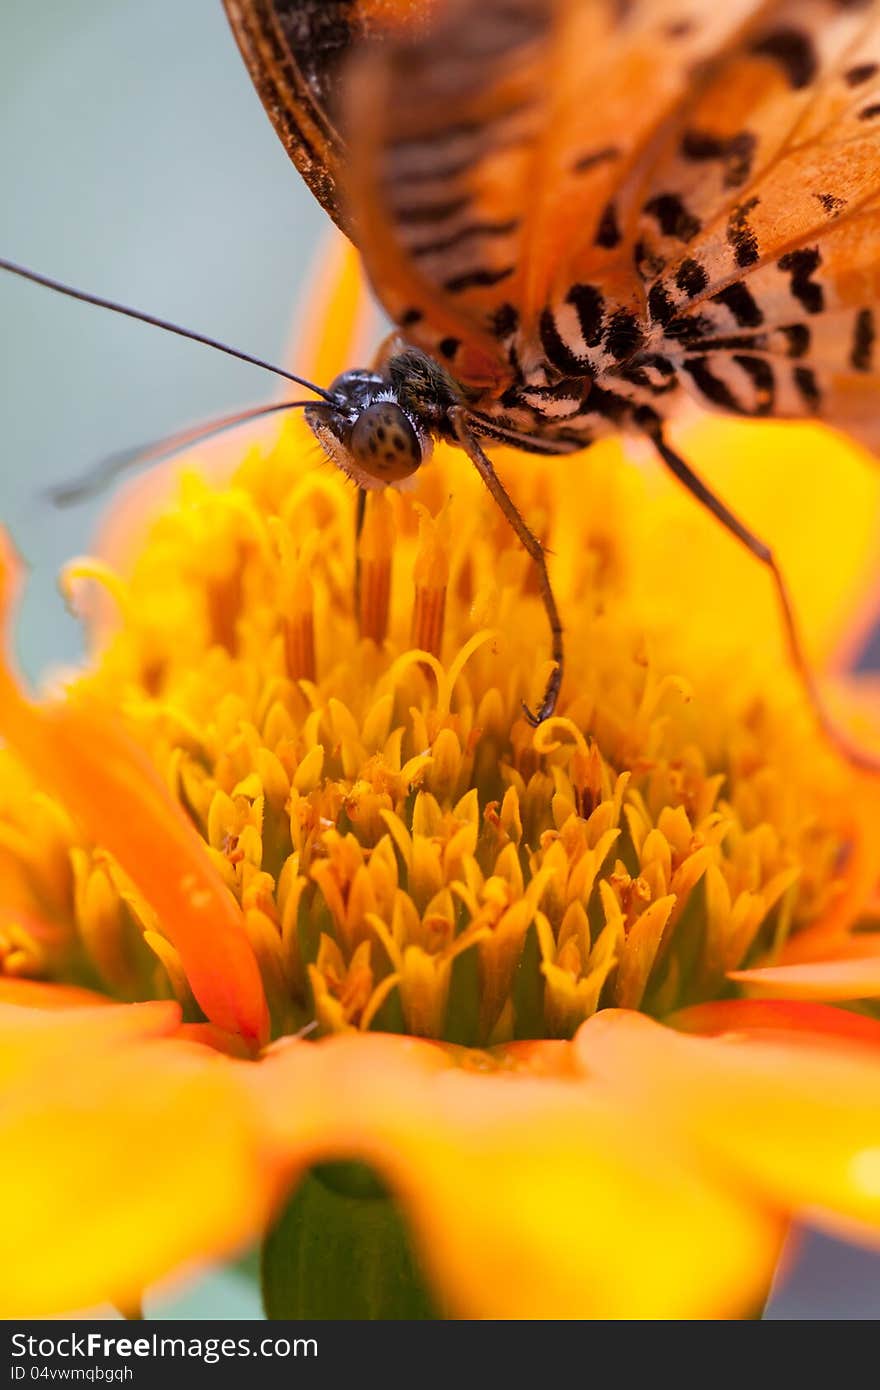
[0,414,869,1045]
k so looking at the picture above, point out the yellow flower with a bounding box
[2,235,880,1319]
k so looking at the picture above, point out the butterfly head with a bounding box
[306,348,463,490]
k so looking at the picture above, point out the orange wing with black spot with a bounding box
[225,1,767,385]
[225,0,880,444]
[627,0,880,450]
[340,0,784,388]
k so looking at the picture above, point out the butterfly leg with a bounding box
[652,430,879,775]
[451,408,563,725]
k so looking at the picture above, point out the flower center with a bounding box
[0,420,858,1044]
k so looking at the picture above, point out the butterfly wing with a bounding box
[227,0,880,447]
[223,1,768,388]
[222,0,394,233]
[341,0,776,387]
[632,0,880,450]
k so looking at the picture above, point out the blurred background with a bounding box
[1,0,878,1319]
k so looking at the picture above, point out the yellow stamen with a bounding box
[0,393,871,1051]
[277,528,317,683]
[411,502,450,658]
[358,491,396,644]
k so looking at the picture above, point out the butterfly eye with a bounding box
[350,403,422,482]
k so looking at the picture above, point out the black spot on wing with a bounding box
[643,193,701,241]
[395,194,472,225]
[682,356,743,412]
[566,284,605,348]
[750,27,817,89]
[388,118,483,153]
[727,198,761,268]
[859,103,880,119]
[733,354,775,414]
[679,129,757,189]
[539,308,593,376]
[634,241,667,280]
[711,281,764,328]
[520,381,584,410]
[595,203,622,249]
[645,354,675,376]
[845,61,878,86]
[663,18,695,39]
[585,384,632,426]
[490,303,519,339]
[779,323,810,358]
[794,365,821,408]
[442,266,515,293]
[647,282,676,328]
[572,145,620,174]
[681,332,768,352]
[851,308,875,371]
[604,310,643,361]
[663,313,717,345]
[410,218,520,259]
[675,258,709,297]
[777,247,824,314]
[815,192,846,215]
[393,153,478,187]
[619,364,679,395]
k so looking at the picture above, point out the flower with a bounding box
[2,234,880,1319]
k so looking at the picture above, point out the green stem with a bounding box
[262,1163,440,1320]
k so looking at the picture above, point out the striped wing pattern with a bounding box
[633,0,880,450]
[225,0,880,450]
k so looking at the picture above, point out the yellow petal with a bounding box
[251,1032,780,1319]
[0,1008,275,1317]
[581,1009,880,1242]
[648,417,880,668]
[0,1000,180,1088]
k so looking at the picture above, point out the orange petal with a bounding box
[669,997,880,1049]
[250,1033,781,1319]
[581,1009,880,1243]
[0,1008,276,1317]
[175,1022,256,1058]
[729,955,880,1001]
[287,229,376,387]
[1,691,268,1044]
[0,534,268,1043]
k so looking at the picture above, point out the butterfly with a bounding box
[217,0,880,753]
[4,1,879,754]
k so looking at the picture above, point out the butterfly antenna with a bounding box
[49,399,323,506]
[651,428,880,775]
[0,258,335,402]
